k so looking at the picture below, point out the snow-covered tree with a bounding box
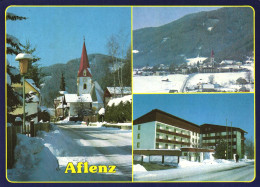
[21,40,42,88]
[6,13,25,124]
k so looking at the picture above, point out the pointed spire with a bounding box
[211,49,214,58]
[78,38,92,77]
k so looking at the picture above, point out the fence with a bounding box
[7,122,50,169]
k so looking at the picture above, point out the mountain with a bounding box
[133,7,254,67]
[40,53,131,107]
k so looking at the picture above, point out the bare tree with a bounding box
[106,35,119,98]
[117,29,129,96]
[246,71,252,83]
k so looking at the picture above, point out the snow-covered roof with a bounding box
[26,79,40,93]
[98,108,105,115]
[64,94,92,103]
[59,91,68,95]
[202,84,215,89]
[107,87,131,95]
[107,95,132,107]
[26,94,39,102]
[220,60,234,65]
[187,57,207,66]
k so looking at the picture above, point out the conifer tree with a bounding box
[60,73,66,91]
[21,40,42,88]
[6,13,25,124]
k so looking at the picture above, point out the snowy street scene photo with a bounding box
[133,7,254,93]
[6,7,132,182]
[8,122,132,181]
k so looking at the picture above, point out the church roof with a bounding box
[64,94,92,103]
[78,41,92,77]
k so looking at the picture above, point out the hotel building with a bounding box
[133,109,246,162]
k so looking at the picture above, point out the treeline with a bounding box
[103,101,131,123]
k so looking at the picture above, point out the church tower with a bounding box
[210,49,215,67]
[77,39,92,95]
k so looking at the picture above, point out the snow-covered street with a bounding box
[55,124,132,181]
[8,124,132,182]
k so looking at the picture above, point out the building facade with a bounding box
[133,109,246,162]
[200,124,246,158]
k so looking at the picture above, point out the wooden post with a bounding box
[30,120,35,137]
[148,155,150,163]
[162,155,164,164]
[141,155,143,164]
[178,156,180,164]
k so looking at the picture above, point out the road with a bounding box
[54,124,132,181]
[180,73,195,92]
[171,162,254,181]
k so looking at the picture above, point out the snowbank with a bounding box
[7,134,59,181]
[107,95,132,107]
[134,164,147,172]
[134,159,254,181]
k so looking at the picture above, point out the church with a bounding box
[54,39,104,122]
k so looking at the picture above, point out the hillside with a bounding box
[40,53,131,107]
[133,7,254,67]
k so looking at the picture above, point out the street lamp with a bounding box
[15,53,33,133]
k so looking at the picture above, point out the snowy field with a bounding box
[133,74,188,93]
[8,123,132,181]
[133,71,254,93]
[134,158,254,181]
[185,72,254,92]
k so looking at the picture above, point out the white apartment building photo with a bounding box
[133,109,246,163]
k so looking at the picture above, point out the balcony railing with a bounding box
[157,129,190,139]
[202,135,236,140]
[156,138,190,146]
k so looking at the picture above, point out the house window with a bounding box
[83,69,87,76]
[166,135,168,140]
[156,143,159,149]
[137,133,140,139]
[138,125,141,130]
[83,84,87,89]
[165,144,168,149]
[166,126,169,130]
[137,142,140,148]
[157,124,160,129]
[156,134,159,139]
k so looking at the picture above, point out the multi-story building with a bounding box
[133,109,246,163]
[200,124,246,158]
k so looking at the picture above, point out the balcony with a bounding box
[157,129,190,139]
[156,138,190,146]
[202,135,236,140]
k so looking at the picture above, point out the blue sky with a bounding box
[133,7,220,30]
[6,7,131,67]
[133,94,254,140]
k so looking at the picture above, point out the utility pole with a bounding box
[231,121,233,160]
[226,119,228,159]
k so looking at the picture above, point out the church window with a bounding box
[83,69,87,76]
[83,84,87,89]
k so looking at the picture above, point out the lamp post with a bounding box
[15,53,33,133]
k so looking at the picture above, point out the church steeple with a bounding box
[78,39,92,77]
